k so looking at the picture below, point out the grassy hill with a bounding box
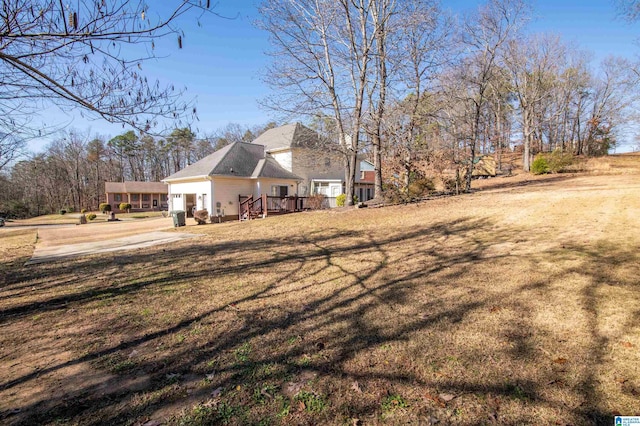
[1,154,639,425]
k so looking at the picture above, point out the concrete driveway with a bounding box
[25,217,201,264]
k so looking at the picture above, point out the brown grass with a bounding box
[1,155,640,425]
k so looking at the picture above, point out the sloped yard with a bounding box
[1,155,639,425]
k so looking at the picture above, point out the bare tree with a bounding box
[505,34,565,170]
[457,0,529,188]
[259,0,377,205]
[0,0,218,142]
[384,0,453,193]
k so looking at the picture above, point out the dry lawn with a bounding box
[1,154,639,425]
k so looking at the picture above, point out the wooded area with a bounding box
[1,0,640,217]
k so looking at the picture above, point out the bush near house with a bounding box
[307,194,327,210]
[336,194,359,207]
[99,203,111,213]
[59,209,67,215]
[194,209,209,225]
[87,213,97,221]
[119,203,132,213]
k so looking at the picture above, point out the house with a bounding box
[105,181,168,212]
[162,141,302,219]
[251,123,375,203]
[357,160,375,202]
[162,123,377,220]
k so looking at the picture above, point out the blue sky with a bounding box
[29,0,640,152]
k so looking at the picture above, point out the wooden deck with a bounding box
[239,194,325,221]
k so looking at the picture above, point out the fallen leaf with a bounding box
[351,381,363,393]
[615,377,628,384]
[424,392,445,407]
[206,373,215,380]
[211,387,223,398]
[297,400,306,411]
[439,393,455,402]
[620,341,635,348]
[490,306,502,313]
[553,358,567,365]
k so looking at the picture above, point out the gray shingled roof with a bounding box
[105,181,168,193]
[252,156,302,180]
[163,142,301,182]
[251,123,330,152]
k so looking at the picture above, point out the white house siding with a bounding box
[167,180,213,213]
[212,177,253,217]
[255,178,298,197]
[270,150,293,172]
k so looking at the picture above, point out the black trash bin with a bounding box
[170,210,186,227]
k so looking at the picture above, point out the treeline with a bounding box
[260,0,640,201]
[0,123,276,217]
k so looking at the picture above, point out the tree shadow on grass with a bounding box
[1,217,638,424]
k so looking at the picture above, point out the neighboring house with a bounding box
[357,160,375,202]
[251,123,376,203]
[162,141,301,219]
[105,181,168,212]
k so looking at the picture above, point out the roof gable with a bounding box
[252,156,302,180]
[163,142,265,181]
[251,123,331,152]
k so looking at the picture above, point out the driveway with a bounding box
[25,217,201,264]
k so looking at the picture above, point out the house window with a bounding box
[142,194,150,202]
[271,185,288,197]
[161,194,168,202]
[132,194,139,202]
[314,182,329,195]
[114,194,122,202]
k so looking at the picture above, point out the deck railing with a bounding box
[240,194,335,220]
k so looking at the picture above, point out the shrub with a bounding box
[67,207,74,213]
[336,193,359,206]
[194,209,209,225]
[59,209,67,215]
[407,177,435,198]
[547,150,575,173]
[81,208,87,214]
[307,194,326,210]
[383,184,405,204]
[87,213,97,221]
[531,156,550,175]
[99,203,111,213]
[119,202,132,212]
